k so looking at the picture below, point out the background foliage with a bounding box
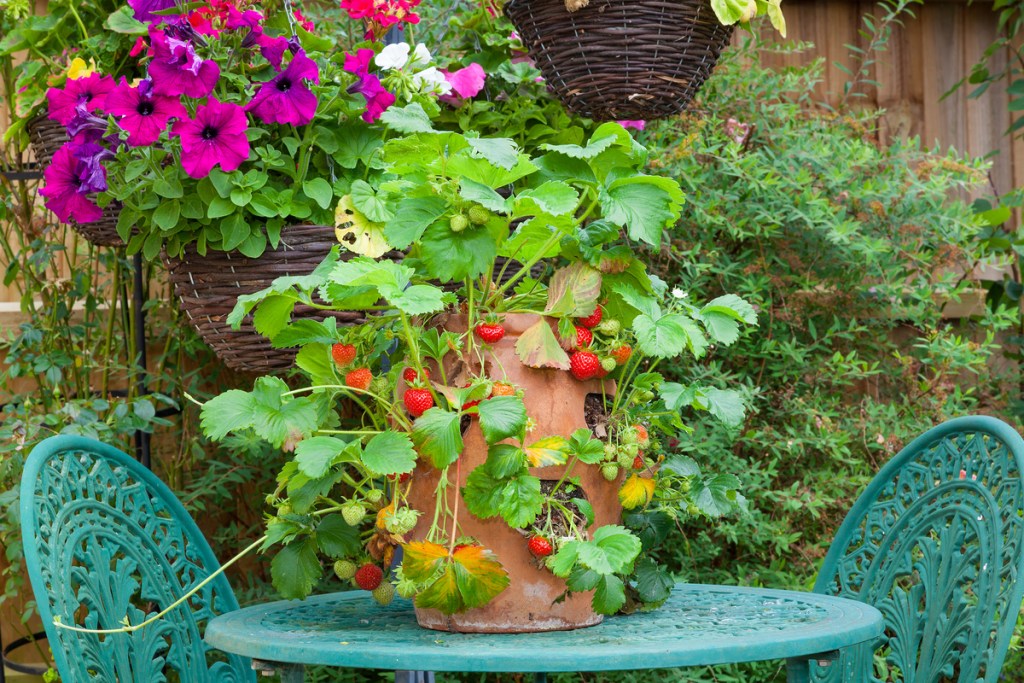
[1,1,1023,681]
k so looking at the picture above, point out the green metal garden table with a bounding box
[205,583,883,682]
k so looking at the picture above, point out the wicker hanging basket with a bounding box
[71,204,126,247]
[503,0,733,120]
[26,113,67,169]
[164,224,387,374]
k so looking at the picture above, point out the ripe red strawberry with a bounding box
[387,472,413,483]
[331,343,357,368]
[354,563,384,591]
[491,382,515,397]
[634,424,650,445]
[345,368,373,390]
[404,388,434,417]
[574,326,593,349]
[611,344,633,365]
[528,536,553,558]
[475,322,506,344]
[632,455,645,470]
[569,351,600,381]
[402,367,430,383]
[578,305,603,329]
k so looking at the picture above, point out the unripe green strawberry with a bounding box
[365,488,384,504]
[617,451,635,469]
[468,205,492,225]
[372,582,397,606]
[603,443,617,459]
[623,442,639,457]
[680,479,692,494]
[342,502,367,526]
[601,463,620,481]
[369,376,390,396]
[600,357,617,373]
[384,507,419,535]
[621,428,639,445]
[595,319,621,335]
[686,503,701,516]
[333,559,357,580]
[450,214,470,233]
[638,390,655,403]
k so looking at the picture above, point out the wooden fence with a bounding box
[757,0,1023,197]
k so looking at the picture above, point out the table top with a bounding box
[206,583,883,673]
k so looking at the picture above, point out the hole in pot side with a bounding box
[537,479,591,537]
[585,393,612,438]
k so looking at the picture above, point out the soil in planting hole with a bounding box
[585,393,611,438]
[539,479,592,538]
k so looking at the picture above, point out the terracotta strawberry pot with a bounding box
[405,313,621,633]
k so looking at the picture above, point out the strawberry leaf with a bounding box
[450,544,510,609]
[515,318,570,370]
[477,395,527,444]
[200,389,256,441]
[486,444,527,479]
[384,196,447,249]
[545,263,602,318]
[315,514,362,557]
[402,541,449,581]
[524,436,570,467]
[592,574,627,615]
[411,408,464,469]
[361,431,417,476]
[294,436,358,478]
[271,537,321,600]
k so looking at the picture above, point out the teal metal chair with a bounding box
[809,416,1024,682]
[19,435,255,682]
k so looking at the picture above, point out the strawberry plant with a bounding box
[197,112,756,622]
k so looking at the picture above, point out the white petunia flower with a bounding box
[375,43,411,70]
[410,43,432,70]
[412,67,452,95]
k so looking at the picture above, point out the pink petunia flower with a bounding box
[618,120,646,131]
[105,78,187,146]
[293,9,314,31]
[246,50,319,126]
[46,74,116,126]
[171,99,250,178]
[148,29,221,98]
[40,143,108,223]
[439,63,486,107]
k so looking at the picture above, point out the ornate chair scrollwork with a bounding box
[811,416,1024,682]
[20,435,255,682]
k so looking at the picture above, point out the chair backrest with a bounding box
[19,435,254,683]
[815,416,1024,682]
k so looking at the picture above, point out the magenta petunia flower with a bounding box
[128,0,176,23]
[259,33,290,70]
[40,143,109,224]
[66,104,109,144]
[148,29,220,98]
[46,74,116,126]
[245,50,319,126]
[440,63,486,107]
[105,78,187,147]
[171,98,250,178]
[344,49,395,123]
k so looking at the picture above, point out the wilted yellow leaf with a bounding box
[524,436,570,467]
[335,195,391,258]
[619,474,655,510]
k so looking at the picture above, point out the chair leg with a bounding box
[395,671,436,683]
[534,673,548,683]
[278,664,305,683]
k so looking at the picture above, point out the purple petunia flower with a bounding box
[171,98,250,179]
[344,49,395,123]
[46,74,116,126]
[105,78,187,146]
[245,50,319,126]
[40,143,111,223]
[128,0,176,23]
[148,29,220,98]
[66,104,110,144]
